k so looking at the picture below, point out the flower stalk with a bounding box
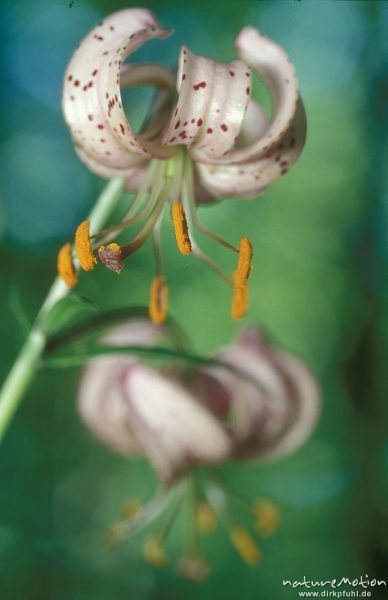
[0,177,125,443]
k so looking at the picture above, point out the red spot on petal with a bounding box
[193,81,206,91]
[88,114,94,121]
[97,124,105,130]
[220,123,228,132]
[120,123,125,134]
[100,138,105,143]
[92,69,98,76]
[182,74,186,80]
[174,120,181,130]
[246,86,250,95]
[229,71,235,77]
[67,75,73,81]
[197,118,203,127]
[207,128,213,134]
[74,80,80,87]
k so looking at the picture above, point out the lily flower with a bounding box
[78,319,319,578]
[59,8,306,322]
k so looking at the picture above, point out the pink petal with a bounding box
[77,319,164,456]
[264,350,321,461]
[124,366,232,484]
[62,9,173,178]
[78,357,142,456]
[210,328,320,459]
[195,98,306,199]
[206,26,303,165]
[162,46,251,161]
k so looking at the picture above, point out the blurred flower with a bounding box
[78,319,320,578]
[59,8,306,322]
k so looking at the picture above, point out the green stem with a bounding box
[0,178,125,443]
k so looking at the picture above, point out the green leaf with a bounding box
[42,344,265,395]
[40,295,98,336]
[8,286,31,338]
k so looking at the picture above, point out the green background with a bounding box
[0,0,387,598]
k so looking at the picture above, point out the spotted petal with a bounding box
[162,46,251,161]
[195,99,306,199]
[62,9,173,178]
[194,26,306,199]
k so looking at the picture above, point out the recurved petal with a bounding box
[195,99,306,199]
[77,319,165,456]
[78,357,142,456]
[263,349,321,461]
[62,9,173,178]
[162,46,251,161]
[211,327,320,460]
[124,366,232,484]
[197,26,304,168]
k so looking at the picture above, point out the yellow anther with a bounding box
[230,527,262,566]
[143,536,168,568]
[75,220,96,271]
[98,242,123,273]
[231,236,252,320]
[178,556,211,581]
[57,242,78,288]
[105,523,125,548]
[231,282,249,320]
[234,236,253,288]
[149,276,168,325]
[195,502,217,534]
[171,201,192,255]
[253,498,280,537]
[120,499,142,520]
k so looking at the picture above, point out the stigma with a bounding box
[57,150,253,322]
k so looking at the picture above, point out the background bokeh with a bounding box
[1,0,387,598]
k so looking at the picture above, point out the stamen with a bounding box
[178,556,210,581]
[195,502,217,534]
[230,527,262,566]
[171,201,192,255]
[98,243,123,273]
[234,236,253,287]
[57,242,78,288]
[75,220,97,271]
[120,499,142,519]
[181,155,233,286]
[231,237,252,320]
[252,498,280,537]
[143,536,168,567]
[149,276,168,325]
[231,282,249,320]
[105,523,126,548]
